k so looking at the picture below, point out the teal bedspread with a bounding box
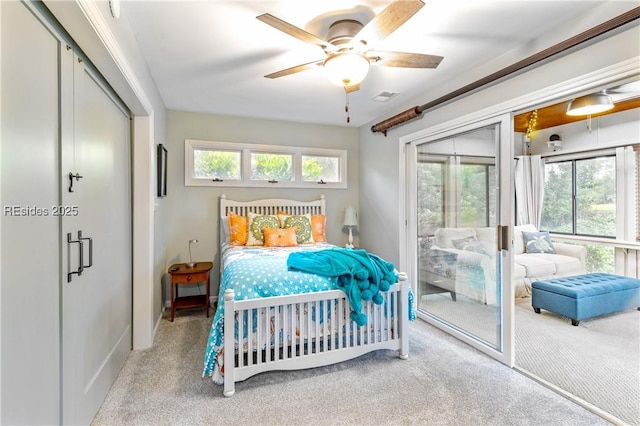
[287,248,398,326]
[202,244,414,384]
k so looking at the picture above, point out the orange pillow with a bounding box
[311,214,327,242]
[228,212,248,246]
[263,227,298,247]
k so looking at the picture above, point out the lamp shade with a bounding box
[188,239,198,267]
[566,92,614,116]
[343,206,358,227]
[324,53,370,87]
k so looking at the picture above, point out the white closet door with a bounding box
[0,2,66,424]
[61,53,132,425]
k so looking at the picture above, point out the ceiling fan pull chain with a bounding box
[345,89,350,123]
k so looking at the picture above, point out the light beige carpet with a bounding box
[515,297,640,426]
[92,308,609,426]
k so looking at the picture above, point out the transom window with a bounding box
[185,139,347,188]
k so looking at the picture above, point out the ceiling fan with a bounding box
[257,0,443,94]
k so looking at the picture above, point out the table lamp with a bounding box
[187,239,198,267]
[342,206,358,249]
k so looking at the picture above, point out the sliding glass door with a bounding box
[406,114,513,363]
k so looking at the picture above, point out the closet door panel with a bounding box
[0,1,66,424]
[61,55,132,425]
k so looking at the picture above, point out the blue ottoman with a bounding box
[531,273,640,326]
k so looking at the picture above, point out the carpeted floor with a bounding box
[92,308,610,426]
[419,293,639,425]
[419,293,499,345]
[515,297,640,426]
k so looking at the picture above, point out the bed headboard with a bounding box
[220,194,326,217]
[219,194,326,248]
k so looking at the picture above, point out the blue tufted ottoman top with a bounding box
[531,273,640,299]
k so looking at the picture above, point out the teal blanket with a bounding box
[287,248,398,326]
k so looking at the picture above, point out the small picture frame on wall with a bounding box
[157,144,167,197]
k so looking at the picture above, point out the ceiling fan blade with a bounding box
[355,0,424,45]
[264,60,324,79]
[368,51,443,68]
[345,83,360,93]
[257,14,334,52]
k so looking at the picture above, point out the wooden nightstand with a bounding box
[168,261,213,321]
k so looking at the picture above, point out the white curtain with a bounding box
[514,155,545,228]
[445,155,461,228]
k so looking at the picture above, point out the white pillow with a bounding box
[434,228,476,249]
[474,227,497,256]
[220,216,230,244]
[513,224,538,254]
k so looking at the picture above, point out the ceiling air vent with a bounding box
[372,91,399,102]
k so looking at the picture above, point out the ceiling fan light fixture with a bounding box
[566,92,614,116]
[324,52,370,87]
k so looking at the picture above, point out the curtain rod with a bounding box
[371,7,640,136]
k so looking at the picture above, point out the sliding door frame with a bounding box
[398,57,639,369]
[400,113,514,365]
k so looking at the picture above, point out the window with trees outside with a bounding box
[184,139,347,188]
[417,155,495,237]
[541,156,616,237]
[540,150,639,274]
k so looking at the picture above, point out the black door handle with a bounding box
[68,172,83,192]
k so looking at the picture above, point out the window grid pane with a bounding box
[250,152,293,181]
[301,155,339,182]
[576,157,616,237]
[193,149,241,180]
[459,164,492,228]
[417,160,445,236]
[541,161,573,233]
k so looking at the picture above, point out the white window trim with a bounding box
[184,139,347,189]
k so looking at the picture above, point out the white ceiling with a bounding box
[120,0,635,127]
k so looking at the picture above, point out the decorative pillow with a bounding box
[522,231,556,254]
[263,227,298,247]
[463,242,489,256]
[452,236,477,249]
[434,228,476,249]
[247,212,280,246]
[311,214,327,242]
[228,212,248,246]
[278,213,315,244]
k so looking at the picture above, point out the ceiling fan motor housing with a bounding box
[257,0,440,95]
[326,19,365,49]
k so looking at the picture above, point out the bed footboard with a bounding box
[222,272,409,397]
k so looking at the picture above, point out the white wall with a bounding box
[528,108,640,156]
[357,9,639,268]
[163,110,359,301]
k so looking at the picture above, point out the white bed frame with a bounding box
[219,195,409,396]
